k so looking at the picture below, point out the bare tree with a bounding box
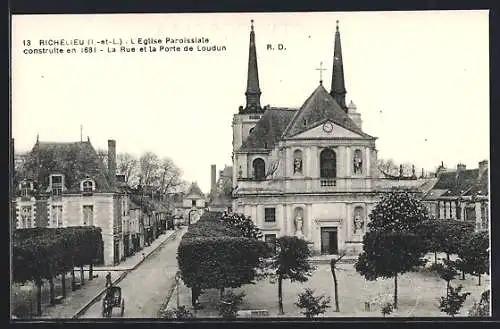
[377,158,398,176]
[157,157,183,195]
[139,152,160,189]
[117,153,139,186]
[330,250,347,312]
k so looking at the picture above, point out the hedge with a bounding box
[177,212,267,299]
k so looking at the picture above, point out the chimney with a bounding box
[457,163,466,172]
[108,139,116,188]
[478,160,488,180]
[211,164,216,195]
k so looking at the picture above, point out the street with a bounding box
[79,228,186,318]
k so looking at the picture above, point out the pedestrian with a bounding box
[142,252,145,261]
[105,271,112,287]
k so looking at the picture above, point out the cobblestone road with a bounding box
[79,228,186,318]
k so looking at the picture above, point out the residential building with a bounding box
[13,137,125,265]
[423,161,489,231]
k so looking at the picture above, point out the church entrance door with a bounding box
[320,227,338,255]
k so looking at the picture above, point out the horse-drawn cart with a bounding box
[102,286,125,318]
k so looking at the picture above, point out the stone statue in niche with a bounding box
[353,207,365,234]
[353,151,363,174]
[238,165,243,178]
[293,158,303,174]
[295,208,304,238]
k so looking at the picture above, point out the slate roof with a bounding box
[433,169,480,196]
[19,140,113,193]
[283,84,373,139]
[464,169,489,197]
[186,182,204,197]
[238,108,297,152]
[374,178,436,193]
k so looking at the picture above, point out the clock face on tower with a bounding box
[323,122,334,133]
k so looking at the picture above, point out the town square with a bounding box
[10,11,490,320]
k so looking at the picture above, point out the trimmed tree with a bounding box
[439,284,470,317]
[269,236,314,315]
[177,212,268,308]
[356,192,428,309]
[456,231,489,286]
[356,230,426,309]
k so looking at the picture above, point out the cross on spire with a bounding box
[315,61,326,84]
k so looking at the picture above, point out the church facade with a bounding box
[232,20,431,255]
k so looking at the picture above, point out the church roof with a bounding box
[238,108,297,152]
[282,84,373,139]
[18,140,113,194]
[186,181,204,197]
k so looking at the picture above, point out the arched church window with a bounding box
[320,149,336,178]
[293,150,303,174]
[353,149,363,174]
[253,158,266,180]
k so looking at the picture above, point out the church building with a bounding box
[232,20,432,255]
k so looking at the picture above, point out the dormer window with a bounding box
[50,174,64,196]
[81,178,95,195]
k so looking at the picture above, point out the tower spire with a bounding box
[330,20,348,112]
[243,19,262,113]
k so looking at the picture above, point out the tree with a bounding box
[356,230,426,309]
[456,231,489,286]
[117,152,139,186]
[356,192,428,309]
[468,289,490,316]
[381,302,394,317]
[377,158,398,176]
[329,250,346,312]
[270,236,314,315]
[367,192,429,233]
[139,152,160,189]
[435,260,458,297]
[222,213,263,240]
[157,157,183,195]
[177,212,267,307]
[295,288,331,318]
[439,284,470,317]
[217,290,245,319]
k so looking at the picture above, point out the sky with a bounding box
[11,11,489,193]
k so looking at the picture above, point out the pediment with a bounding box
[291,120,363,139]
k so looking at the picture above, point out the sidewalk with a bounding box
[77,230,178,272]
[34,229,179,319]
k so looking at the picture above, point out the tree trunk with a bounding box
[434,251,437,265]
[278,275,284,315]
[393,273,398,309]
[80,266,85,285]
[220,287,225,300]
[478,274,482,286]
[446,253,450,262]
[461,270,465,280]
[446,280,450,298]
[36,281,42,316]
[89,263,93,281]
[61,273,66,298]
[71,268,76,291]
[49,278,55,305]
[331,263,340,312]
